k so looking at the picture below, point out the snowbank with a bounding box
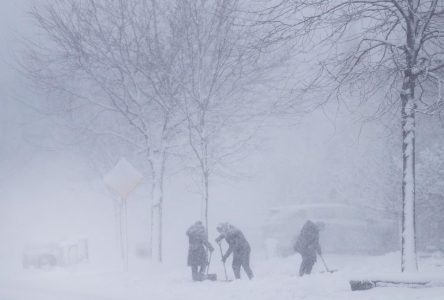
[1,253,444,300]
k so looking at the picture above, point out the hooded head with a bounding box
[187,220,205,236]
[216,222,229,234]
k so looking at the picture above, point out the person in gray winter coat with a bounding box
[294,220,323,276]
[215,223,254,280]
[186,221,214,281]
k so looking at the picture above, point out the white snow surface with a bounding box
[1,253,444,300]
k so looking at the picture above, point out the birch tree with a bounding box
[257,0,444,272]
[25,0,184,262]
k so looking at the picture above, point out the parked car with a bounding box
[23,237,88,269]
[262,203,399,257]
[22,243,62,269]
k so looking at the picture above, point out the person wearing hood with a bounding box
[186,221,214,281]
[294,220,323,276]
[215,222,254,280]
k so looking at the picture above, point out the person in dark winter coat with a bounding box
[294,220,323,276]
[215,223,254,280]
[186,221,214,281]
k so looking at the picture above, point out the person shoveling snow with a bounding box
[186,221,215,281]
[294,220,333,276]
[215,222,254,280]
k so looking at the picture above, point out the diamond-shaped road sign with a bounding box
[103,157,143,199]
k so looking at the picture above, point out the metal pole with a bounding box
[123,197,129,271]
[119,201,125,260]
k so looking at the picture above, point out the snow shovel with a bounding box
[218,242,229,281]
[319,254,338,273]
[350,279,430,291]
[205,251,217,281]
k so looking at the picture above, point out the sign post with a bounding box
[104,157,143,271]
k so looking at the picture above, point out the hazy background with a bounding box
[1,0,440,276]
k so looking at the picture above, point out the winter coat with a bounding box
[186,222,214,267]
[216,224,251,258]
[294,220,321,260]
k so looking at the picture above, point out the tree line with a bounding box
[23,0,444,272]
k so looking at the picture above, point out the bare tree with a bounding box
[171,0,270,232]
[25,0,185,262]
[256,0,444,272]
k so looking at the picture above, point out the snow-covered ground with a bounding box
[1,252,444,300]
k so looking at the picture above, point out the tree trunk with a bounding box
[400,73,418,272]
[149,152,166,262]
[150,175,163,262]
[203,171,209,235]
[149,202,154,259]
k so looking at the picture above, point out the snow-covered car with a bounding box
[22,244,63,269]
[22,237,88,269]
[262,203,398,257]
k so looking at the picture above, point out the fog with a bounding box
[0,0,397,270]
[1,1,444,299]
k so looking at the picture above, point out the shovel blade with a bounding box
[320,269,338,274]
[206,274,217,281]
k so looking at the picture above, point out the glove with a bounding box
[221,255,228,263]
[209,247,214,253]
[215,236,224,244]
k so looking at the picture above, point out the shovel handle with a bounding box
[218,242,228,281]
[319,254,330,272]
[206,250,213,275]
